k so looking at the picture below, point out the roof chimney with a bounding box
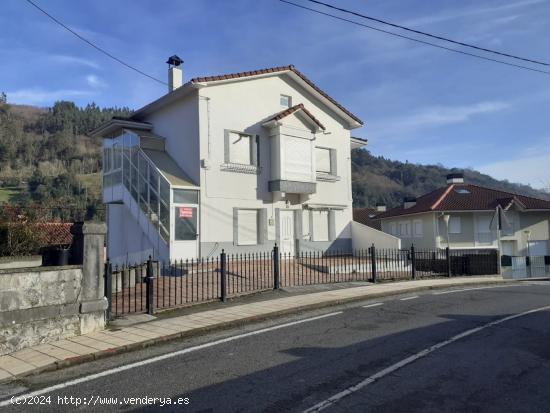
[446,173,464,185]
[375,203,387,212]
[403,197,417,209]
[167,55,184,92]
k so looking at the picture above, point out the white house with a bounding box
[93,58,369,264]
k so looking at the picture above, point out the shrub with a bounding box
[0,204,42,256]
[0,223,41,256]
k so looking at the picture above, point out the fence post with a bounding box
[145,256,154,314]
[70,222,108,334]
[446,247,452,277]
[104,259,113,321]
[273,244,280,290]
[370,243,377,283]
[411,245,416,280]
[220,249,227,302]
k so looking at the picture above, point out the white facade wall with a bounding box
[351,221,401,250]
[106,186,170,264]
[381,212,437,249]
[381,210,550,254]
[143,94,201,185]
[106,73,358,259]
[195,75,354,254]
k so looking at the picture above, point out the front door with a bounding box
[279,210,295,255]
[171,204,199,259]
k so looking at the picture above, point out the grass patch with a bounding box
[76,173,101,198]
[0,187,22,203]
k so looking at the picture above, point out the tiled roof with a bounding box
[377,184,550,219]
[266,103,326,130]
[191,65,363,125]
[353,208,382,230]
[34,223,73,247]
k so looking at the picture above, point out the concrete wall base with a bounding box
[201,238,352,257]
[0,266,109,356]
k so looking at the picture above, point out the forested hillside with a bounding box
[0,94,131,220]
[0,95,547,219]
[351,148,550,208]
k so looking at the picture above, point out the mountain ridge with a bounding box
[351,148,549,209]
[1,99,547,218]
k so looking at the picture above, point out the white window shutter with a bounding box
[285,137,312,180]
[316,147,331,174]
[229,132,251,165]
[329,149,337,175]
[237,210,258,245]
[312,210,329,241]
[414,220,423,237]
[449,216,462,234]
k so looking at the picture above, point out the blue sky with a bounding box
[2,0,549,189]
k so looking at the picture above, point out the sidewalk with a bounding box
[0,276,509,383]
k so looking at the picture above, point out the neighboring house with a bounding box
[34,223,73,248]
[376,173,550,255]
[93,59,367,264]
[353,205,386,230]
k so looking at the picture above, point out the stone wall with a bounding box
[0,222,108,356]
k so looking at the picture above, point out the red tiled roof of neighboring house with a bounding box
[377,184,550,219]
[266,103,326,130]
[34,223,73,247]
[191,65,363,125]
[353,208,382,230]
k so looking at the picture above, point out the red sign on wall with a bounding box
[179,207,193,219]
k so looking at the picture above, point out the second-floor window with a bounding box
[316,147,337,176]
[224,131,258,167]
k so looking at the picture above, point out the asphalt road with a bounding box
[2,282,550,413]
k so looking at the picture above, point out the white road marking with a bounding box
[362,303,383,308]
[0,311,343,406]
[302,305,550,413]
[400,295,418,301]
[432,285,519,295]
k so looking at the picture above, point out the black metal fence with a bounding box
[104,245,498,319]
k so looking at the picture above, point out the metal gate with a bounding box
[511,256,527,279]
[530,256,546,277]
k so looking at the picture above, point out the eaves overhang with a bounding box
[350,136,368,149]
[89,119,153,138]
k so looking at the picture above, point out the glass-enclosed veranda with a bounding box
[102,129,200,259]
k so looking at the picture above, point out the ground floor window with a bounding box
[311,210,329,242]
[449,216,462,234]
[237,209,259,245]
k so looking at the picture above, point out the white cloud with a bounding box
[50,55,100,69]
[369,101,509,139]
[478,153,550,189]
[6,88,95,105]
[86,74,107,88]
[405,0,543,26]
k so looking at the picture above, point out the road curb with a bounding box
[2,278,515,384]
